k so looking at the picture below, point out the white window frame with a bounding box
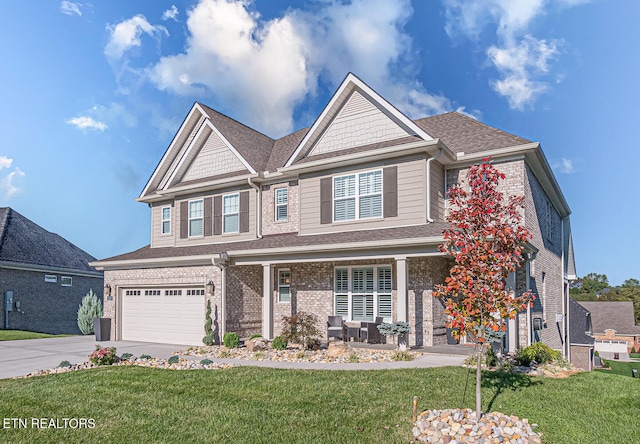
[333,265,392,322]
[61,276,72,287]
[161,206,171,235]
[333,169,383,222]
[275,188,288,222]
[277,269,291,303]
[188,199,204,238]
[45,274,57,283]
[223,193,240,234]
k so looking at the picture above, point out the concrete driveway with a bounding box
[0,336,187,380]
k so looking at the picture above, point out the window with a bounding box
[144,290,161,296]
[278,270,291,303]
[161,206,171,234]
[186,289,205,296]
[275,188,288,221]
[223,193,239,233]
[44,275,57,283]
[189,199,204,237]
[333,170,382,221]
[545,201,554,243]
[165,289,182,296]
[61,276,72,287]
[334,265,392,322]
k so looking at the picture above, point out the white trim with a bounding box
[44,274,57,283]
[163,120,210,189]
[61,276,73,287]
[188,198,204,238]
[161,206,171,235]
[333,168,383,222]
[284,73,434,168]
[274,187,288,222]
[277,268,291,303]
[0,261,102,278]
[222,192,240,234]
[334,265,392,322]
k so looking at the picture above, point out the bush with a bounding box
[271,336,288,350]
[140,354,152,360]
[202,300,215,346]
[280,312,321,350]
[219,350,231,358]
[58,360,71,368]
[77,289,103,335]
[392,350,414,361]
[120,353,134,360]
[515,342,561,366]
[223,332,240,349]
[168,355,179,364]
[347,353,360,363]
[249,333,262,340]
[89,345,118,366]
[486,346,498,367]
[200,359,213,365]
[252,352,265,360]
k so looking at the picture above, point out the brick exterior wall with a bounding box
[570,345,593,371]
[261,181,299,235]
[226,265,262,338]
[0,269,103,335]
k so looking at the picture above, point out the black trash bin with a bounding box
[632,369,638,378]
[94,318,112,341]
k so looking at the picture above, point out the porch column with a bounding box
[396,256,408,322]
[262,263,273,339]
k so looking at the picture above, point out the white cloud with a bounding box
[1,167,25,198]
[162,5,179,21]
[66,116,108,131]
[147,0,456,136]
[552,157,574,174]
[105,15,168,60]
[60,1,82,17]
[90,103,138,128]
[0,156,13,169]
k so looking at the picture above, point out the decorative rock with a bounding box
[246,337,269,352]
[327,341,352,358]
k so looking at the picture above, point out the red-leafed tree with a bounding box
[434,158,535,419]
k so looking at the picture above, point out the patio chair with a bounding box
[327,316,345,341]
[360,317,385,344]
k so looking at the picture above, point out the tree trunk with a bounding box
[476,343,483,419]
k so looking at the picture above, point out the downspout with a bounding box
[427,149,444,223]
[213,253,229,341]
[526,257,532,346]
[248,178,262,239]
[561,216,569,360]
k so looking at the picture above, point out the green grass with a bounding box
[0,366,638,443]
[596,359,640,377]
[0,330,71,341]
[630,353,640,359]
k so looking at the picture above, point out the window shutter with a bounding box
[320,177,332,224]
[239,191,250,233]
[204,197,213,236]
[180,201,188,239]
[213,196,222,235]
[383,166,398,218]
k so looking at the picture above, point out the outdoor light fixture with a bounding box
[104,284,113,301]
[206,280,215,295]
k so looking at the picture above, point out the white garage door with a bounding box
[121,288,205,345]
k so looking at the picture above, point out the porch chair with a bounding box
[360,317,385,344]
[327,316,345,341]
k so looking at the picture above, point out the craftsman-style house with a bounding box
[91,74,576,358]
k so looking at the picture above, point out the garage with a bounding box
[121,288,206,345]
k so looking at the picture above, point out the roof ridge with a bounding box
[197,102,275,142]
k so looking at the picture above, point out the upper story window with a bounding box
[45,274,57,283]
[189,199,204,237]
[223,193,239,233]
[161,206,171,234]
[275,188,288,221]
[61,276,72,287]
[333,170,382,222]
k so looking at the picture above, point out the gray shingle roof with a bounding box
[0,208,98,273]
[577,301,640,335]
[569,298,595,345]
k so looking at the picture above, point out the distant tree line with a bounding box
[570,273,640,324]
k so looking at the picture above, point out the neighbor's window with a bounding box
[278,269,291,303]
[161,206,171,234]
[275,188,288,221]
[44,275,57,283]
[333,170,382,221]
[223,193,239,233]
[189,199,204,237]
[334,265,391,322]
[61,276,72,287]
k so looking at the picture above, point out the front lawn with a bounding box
[596,359,640,378]
[0,366,638,443]
[0,330,70,341]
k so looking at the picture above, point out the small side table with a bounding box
[346,326,360,342]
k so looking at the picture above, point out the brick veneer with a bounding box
[261,181,299,235]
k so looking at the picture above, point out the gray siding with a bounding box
[151,202,175,248]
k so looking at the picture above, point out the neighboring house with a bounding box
[0,208,103,334]
[91,73,576,353]
[568,298,594,370]
[577,301,640,355]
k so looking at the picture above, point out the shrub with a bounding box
[139,354,152,360]
[249,333,262,340]
[200,359,213,365]
[120,353,134,360]
[168,355,180,364]
[58,360,71,368]
[219,350,231,358]
[89,345,118,366]
[202,300,215,346]
[347,353,360,363]
[515,342,561,366]
[392,350,414,361]
[295,351,306,360]
[252,352,265,360]
[77,289,103,335]
[223,332,240,349]
[486,346,498,367]
[377,321,410,349]
[280,312,321,350]
[271,336,287,350]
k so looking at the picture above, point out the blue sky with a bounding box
[0,0,637,285]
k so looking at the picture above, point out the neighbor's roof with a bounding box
[0,207,98,273]
[577,301,640,335]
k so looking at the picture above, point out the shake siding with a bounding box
[151,203,175,248]
[158,114,206,191]
[299,157,427,235]
[182,129,247,182]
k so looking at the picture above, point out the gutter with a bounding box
[426,149,444,223]
[247,177,262,239]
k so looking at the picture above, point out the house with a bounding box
[568,298,594,370]
[0,208,103,334]
[91,73,576,353]
[577,301,640,357]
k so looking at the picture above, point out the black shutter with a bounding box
[383,166,398,218]
[180,201,188,238]
[213,196,222,235]
[239,191,250,233]
[204,197,212,236]
[320,177,332,224]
